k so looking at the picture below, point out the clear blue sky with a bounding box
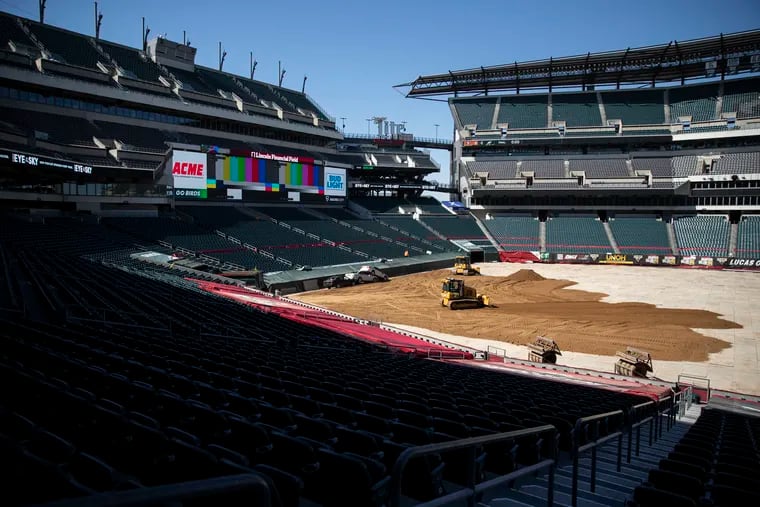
[1,0,759,185]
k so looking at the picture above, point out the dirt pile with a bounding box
[292,268,736,362]
[504,269,546,283]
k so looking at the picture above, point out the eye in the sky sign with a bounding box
[0,150,94,175]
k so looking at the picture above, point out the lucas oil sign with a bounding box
[323,167,346,197]
[171,150,207,190]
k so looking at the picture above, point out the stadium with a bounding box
[0,4,759,507]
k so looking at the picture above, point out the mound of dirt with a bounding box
[504,269,546,283]
[292,268,737,362]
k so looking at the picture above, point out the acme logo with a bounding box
[172,162,204,176]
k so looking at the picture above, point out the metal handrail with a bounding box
[28,473,273,507]
[571,409,625,507]
[626,401,655,464]
[680,385,693,416]
[657,394,673,436]
[678,373,709,402]
[388,425,558,507]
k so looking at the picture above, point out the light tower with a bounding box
[372,117,386,138]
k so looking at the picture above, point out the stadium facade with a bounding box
[398,30,760,266]
[0,11,441,205]
[1,12,760,507]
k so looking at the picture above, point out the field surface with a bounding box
[292,264,760,395]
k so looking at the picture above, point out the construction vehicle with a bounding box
[440,278,491,310]
[528,336,562,364]
[615,347,653,378]
[323,266,389,288]
[452,255,480,276]
[353,265,389,283]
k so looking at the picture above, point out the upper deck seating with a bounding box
[669,83,719,122]
[497,95,548,129]
[452,97,498,130]
[721,77,760,119]
[602,90,665,125]
[552,92,602,127]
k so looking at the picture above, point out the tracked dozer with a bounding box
[615,347,653,378]
[528,336,562,364]
[441,278,491,310]
[452,255,480,276]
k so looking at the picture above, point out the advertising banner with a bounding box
[171,150,207,190]
[323,167,346,197]
[169,188,207,199]
[0,149,94,175]
[627,254,662,266]
[721,258,760,270]
[227,149,314,165]
[555,253,595,263]
[505,250,760,271]
[598,253,634,265]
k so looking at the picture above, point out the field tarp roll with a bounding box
[499,251,541,263]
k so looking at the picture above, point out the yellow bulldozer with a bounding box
[452,255,480,276]
[441,278,491,310]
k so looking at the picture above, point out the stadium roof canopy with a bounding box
[397,29,760,97]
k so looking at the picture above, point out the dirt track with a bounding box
[291,269,738,362]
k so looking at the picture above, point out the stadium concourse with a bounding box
[2,7,760,507]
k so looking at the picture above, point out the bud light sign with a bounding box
[323,167,346,196]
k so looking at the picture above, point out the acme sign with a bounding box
[172,161,205,176]
[171,150,207,190]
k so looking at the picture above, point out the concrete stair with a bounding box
[728,221,738,257]
[665,218,679,255]
[482,405,701,506]
[602,221,620,253]
[472,214,503,252]
[539,221,547,252]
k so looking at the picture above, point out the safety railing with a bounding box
[29,473,273,507]
[677,373,710,403]
[487,345,507,358]
[570,409,625,507]
[658,394,673,436]
[674,385,693,419]
[388,425,558,507]
[625,401,656,464]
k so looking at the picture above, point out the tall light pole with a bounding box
[365,118,371,136]
[434,123,440,139]
[340,117,346,131]
[94,1,103,40]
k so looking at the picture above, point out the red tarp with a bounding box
[499,251,541,263]
[192,280,473,359]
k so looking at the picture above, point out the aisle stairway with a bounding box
[482,403,702,507]
[602,222,620,254]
